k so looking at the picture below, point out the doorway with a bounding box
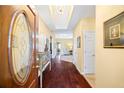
[50,36,52,57]
[83,31,95,87]
[84,31,95,74]
[57,42,61,55]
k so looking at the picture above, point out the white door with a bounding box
[73,37,77,64]
[84,31,95,74]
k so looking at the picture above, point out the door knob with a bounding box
[36,65,40,68]
[36,57,40,61]
[32,65,40,69]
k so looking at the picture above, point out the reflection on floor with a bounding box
[85,74,95,87]
[60,55,73,62]
[42,56,91,88]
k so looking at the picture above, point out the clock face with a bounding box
[11,12,32,83]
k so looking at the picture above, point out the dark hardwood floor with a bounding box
[42,55,91,88]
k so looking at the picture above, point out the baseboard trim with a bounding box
[73,64,95,88]
[82,74,95,88]
[75,65,82,74]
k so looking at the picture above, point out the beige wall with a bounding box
[73,18,95,73]
[38,16,56,58]
[39,17,54,37]
[96,6,124,87]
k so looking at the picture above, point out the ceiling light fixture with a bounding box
[49,6,65,15]
[56,6,64,15]
[49,5,74,29]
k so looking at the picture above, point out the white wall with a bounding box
[96,6,124,87]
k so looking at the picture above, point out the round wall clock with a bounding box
[8,11,32,85]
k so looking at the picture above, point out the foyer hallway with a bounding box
[42,56,91,88]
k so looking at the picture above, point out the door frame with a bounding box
[73,37,77,65]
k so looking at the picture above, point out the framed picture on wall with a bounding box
[77,36,81,48]
[104,12,124,48]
